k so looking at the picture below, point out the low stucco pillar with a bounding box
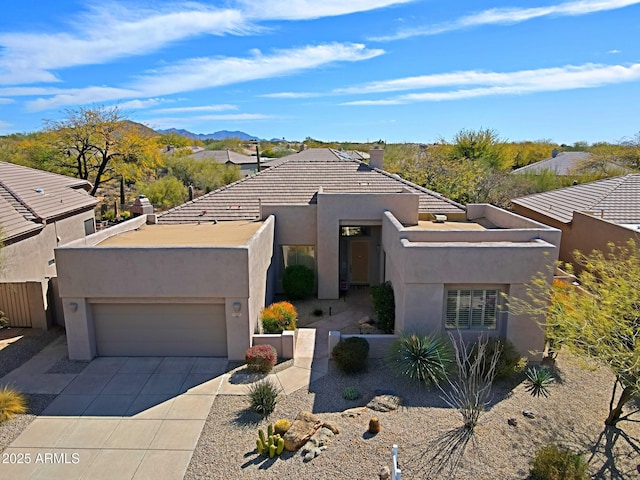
[225,298,251,361]
[63,298,96,361]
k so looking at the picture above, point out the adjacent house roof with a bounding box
[512,174,640,224]
[160,148,464,223]
[0,162,97,242]
[512,151,631,176]
[189,149,257,165]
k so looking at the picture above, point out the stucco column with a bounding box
[225,298,251,361]
[505,284,545,363]
[63,298,96,360]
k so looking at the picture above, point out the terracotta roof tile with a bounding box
[159,148,464,223]
[512,174,640,224]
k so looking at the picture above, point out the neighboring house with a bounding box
[512,174,640,270]
[188,149,277,176]
[0,162,98,328]
[56,148,560,362]
[512,150,629,177]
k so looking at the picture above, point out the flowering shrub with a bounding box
[260,302,297,334]
[245,344,278,373]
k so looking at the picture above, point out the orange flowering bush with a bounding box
[260,301,297,334]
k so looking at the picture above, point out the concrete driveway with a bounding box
[0,337,228,480]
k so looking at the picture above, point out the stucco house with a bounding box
[55,148,560,362]
[0,161,98,328]
[512,150,629,178]
[512,174,640,270]
[188,149,279,176]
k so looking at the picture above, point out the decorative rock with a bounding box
[284,411,323,452]
[367,395,402,412]
[322,421,340,434]
[300,427,335,462]
[342,407,368,417]
[523,410,535,419]
[508,417,518,427]
[358,316,373,325]
[379,466,391,480]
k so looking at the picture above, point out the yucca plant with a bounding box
[247,379,280,417]
[0,386,28,422]
[524,366,555,398]
[387,332,454,387]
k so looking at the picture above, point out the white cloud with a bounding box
[261,92,322,98]
[0,120,11,134]
[0,98,14,104]
[608,49,621,53]
[238,0,415,20]
[152,105,239,114]
[146,113,271,130]
[341,63,640,105]
[372,0,640,41]
[27,43,384,111]
[116,98,168,110]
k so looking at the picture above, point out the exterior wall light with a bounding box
[232,302,242,317]
[69,302,78,312]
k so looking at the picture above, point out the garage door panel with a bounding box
[93,303,227,357]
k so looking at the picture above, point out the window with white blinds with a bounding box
[445,289,498,329]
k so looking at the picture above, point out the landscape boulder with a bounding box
[283,411,322,451]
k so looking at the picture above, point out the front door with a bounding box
[350,240,370,284]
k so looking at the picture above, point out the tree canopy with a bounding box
[43,106,162,195]
[517,240,640,425]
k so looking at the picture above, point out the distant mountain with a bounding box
[156,128,260,141]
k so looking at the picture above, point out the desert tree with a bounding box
[43,106,162,195]
[512,240,640,426]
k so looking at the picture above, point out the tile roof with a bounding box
[512,151,629,176]
[159,148,464,223]
[512,174,640,224]
[0,162,98,241]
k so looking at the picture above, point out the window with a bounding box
[84,218,96,236]
[445,288,498,329]
[282,245,315,271]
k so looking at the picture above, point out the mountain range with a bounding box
[156,128,261,141]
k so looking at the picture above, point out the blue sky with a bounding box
[1,0,639,144]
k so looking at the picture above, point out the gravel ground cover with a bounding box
[186,354,640,480]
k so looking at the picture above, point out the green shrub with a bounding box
[245,344,278,373]
[120,211,131,220]
[260,302,297,334]
[138,176,187,209]
[370,281,395,333]
[342,386,360,400]
[248,379,280,417]
[524,366,555,398]
[102,210,116,221]
[0,386,28,422]
[471,337,527,379]
[332,337,370,374]
[387,333,454,387]
[282,264,314,299]
[530,444,589,480]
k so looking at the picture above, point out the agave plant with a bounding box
[387,332,454,387]
[524,366,555,398]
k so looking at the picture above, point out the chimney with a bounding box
[552,148,559,158]
[130,195,154,217]
[369,146,384,169]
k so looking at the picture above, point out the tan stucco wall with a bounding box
[316,191,419,299]
[56,215,275,361]
[382,206,559,361]
[511,206,640,271]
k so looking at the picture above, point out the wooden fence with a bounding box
[0,281,48,329]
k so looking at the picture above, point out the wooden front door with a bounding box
[350,240,370,284]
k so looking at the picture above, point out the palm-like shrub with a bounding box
[524,366,555,398]
[387,333,453,387]
[282,264,314,299]
[248,379,280,417]
[0,387,27,422]
[260,302,297,334]
[332,337,370,374]
[529,444,589,480]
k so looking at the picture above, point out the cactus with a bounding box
[368,416,381,434]
[258,428,266,445]
[276,436,285,455]
[267,423,274,437]
[256,438,265,455]
[273,419,291,436]
[269,444,276,458]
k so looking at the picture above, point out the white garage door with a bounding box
[93,303,227,356]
